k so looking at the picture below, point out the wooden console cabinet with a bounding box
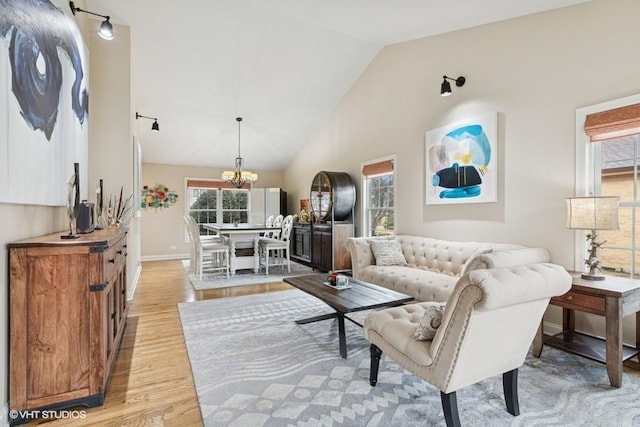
[8,228,128,423]
[291,222,311,265]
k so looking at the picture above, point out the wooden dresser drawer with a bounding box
[551,291,605,313]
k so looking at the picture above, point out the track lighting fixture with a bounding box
[440,75,466,97]
[69,1,113,40]
[136,112,160,132]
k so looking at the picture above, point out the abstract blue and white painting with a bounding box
[425,112,498,205]
[0,0,89,205]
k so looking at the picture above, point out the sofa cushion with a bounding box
[359,265,457,302]
[369,239,408,266]
[414,302,446,340]
[364,303,434,366]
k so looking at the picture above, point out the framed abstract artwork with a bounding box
[425,112,498,205]
[0,0,89,205]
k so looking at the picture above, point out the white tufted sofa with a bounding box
[347,235,551,302]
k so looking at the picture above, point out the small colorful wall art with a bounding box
[425,112,498,205]
[141,184,178,209]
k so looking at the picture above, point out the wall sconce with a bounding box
[136,112,160,132]
[69,1,113,40]
[440,75,466,97]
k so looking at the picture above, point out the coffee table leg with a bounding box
[295,313,337,324]
[338,315,347,359]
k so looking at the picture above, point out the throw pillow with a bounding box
[414,302,446,341]
[368,239,407,266]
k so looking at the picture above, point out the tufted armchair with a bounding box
[364,263,571,427]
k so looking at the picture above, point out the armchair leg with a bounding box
[369,344,382,386]
[440,391,461,427]
[503,368,520,416]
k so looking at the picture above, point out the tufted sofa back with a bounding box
[397,236,523,276]
[348,235,524,279]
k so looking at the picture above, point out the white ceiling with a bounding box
[85,0,588,171]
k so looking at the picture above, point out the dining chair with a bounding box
[186,215,221,243]
[270,214,284,239]
[262,215,276,238]
[183,215,198,274]
[259,214,293,274]
[190,222,229,279]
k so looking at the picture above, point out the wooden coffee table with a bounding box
[283,274,413,358]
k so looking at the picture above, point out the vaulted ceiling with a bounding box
[86,0,588,170]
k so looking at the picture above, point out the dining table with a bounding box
[203,223,277,276]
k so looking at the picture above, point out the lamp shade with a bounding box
[566,196,620,230]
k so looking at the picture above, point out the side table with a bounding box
[532,271,640,387]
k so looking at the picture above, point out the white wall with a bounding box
[283,0,640,341]
[88,23,141,297]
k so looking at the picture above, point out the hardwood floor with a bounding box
[23,259,640,425]
[27,260,291,426]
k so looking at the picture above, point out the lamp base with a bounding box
[581,272,605,281]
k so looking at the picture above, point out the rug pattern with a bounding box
[178,290,640,426]
[183,260,315,290]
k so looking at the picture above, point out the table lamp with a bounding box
[566,196,620,280]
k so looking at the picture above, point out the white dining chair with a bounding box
[259,215,293,274]
[190,222,229,279]
[269,214,284,239]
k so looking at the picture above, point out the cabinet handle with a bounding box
[111,312,116,319]
[566,295,573,301]
[117,250,123,254]
[123,244,128,248]
[109,258,115,264]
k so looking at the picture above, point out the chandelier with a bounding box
[222,117,258,188]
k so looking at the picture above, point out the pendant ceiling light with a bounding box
[222,117,258,188]
[69,1,113,40]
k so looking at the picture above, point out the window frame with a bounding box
[361,155,397,237]
[574,94,640,275]
[184,178,252,241]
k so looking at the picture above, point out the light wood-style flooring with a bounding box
[25,259,640,425]
[27,259,291,426]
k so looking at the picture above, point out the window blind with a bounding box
[584,103,640,142]
[186,179,250,190]
[362,159,394,178]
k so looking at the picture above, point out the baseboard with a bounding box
[543,320,562,336]
[140,253,188,262]
[127,263,142,301]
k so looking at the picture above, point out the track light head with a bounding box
[440,75,466,97]
[69,1,113,40]
[98,19,113,40]
[136,112,160,132]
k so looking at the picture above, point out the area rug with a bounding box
[182,260,315,290]
[178,290,640,426]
